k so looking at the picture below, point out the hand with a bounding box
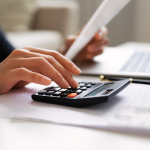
[0,46,81,94]
[64,26,108,62]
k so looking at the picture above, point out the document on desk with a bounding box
[1,81,150,134]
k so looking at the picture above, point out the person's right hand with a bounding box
[0,46,81,95]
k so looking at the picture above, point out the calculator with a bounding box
[32,80,130,107]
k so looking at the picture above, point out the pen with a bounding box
[100,75,150,85]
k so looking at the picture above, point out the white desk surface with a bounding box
[1,54,150,150]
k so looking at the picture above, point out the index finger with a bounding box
[24,46,81,75]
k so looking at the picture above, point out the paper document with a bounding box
[110,106,150,129]
[65,0,131,60]
[1,80,150,134]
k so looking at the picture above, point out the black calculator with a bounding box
[32,80,130,107]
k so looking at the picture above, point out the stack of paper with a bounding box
[1,81,150,135]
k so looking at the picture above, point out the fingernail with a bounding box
[41,77,51,85]
[61,78,69,89]
[96,32,103,40]
[70,78,79,88]
[72,65,82,74]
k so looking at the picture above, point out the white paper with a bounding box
[1,81,150,134]
[65,0,131,60]
[109,106,150,128]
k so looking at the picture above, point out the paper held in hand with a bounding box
[65,0,131,60]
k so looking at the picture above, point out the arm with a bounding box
[0,29,15,62]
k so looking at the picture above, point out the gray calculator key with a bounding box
[38,90,47,94]
[60,93,68,97]
[79,83,86,87]
[45,91,54,95]
[80,87,87,91]
[46,88,61,91]
[53,92,61,96]
[59,89,67,92]
[76,90,82,94]
[90,82,96,85]
[86,84,92,88]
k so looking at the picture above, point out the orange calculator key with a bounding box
[67,93,77,98]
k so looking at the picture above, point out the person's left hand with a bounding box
[63,26,108,62]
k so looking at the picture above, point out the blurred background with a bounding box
[0,0,150,49]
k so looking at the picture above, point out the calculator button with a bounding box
[90,82,96,85]
[60,93,68,97]
[45,91,54,95]
[86,84,92,88]
[76,90,82,94]
[47,88,61,91]
[59,89,67,92]
[79,83,85,87]
[38,90,47,95]
[80,87,87,91]
[70,89,77,93]
[78,82,83,84]
[67,93,77,98]
[53,92,61,96]
[66,90,72,93]
[86,82,90,84]
[67,87,72,90]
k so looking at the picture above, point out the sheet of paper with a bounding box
[65,0,131,60]
[1,80,150,134]
[109,106,150,128]
[107,106,150,135]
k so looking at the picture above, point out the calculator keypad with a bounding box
[38,82,99,98]
[32,80,130,107]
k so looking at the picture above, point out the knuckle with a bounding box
[11,49,21,55]
[16,68,26,77]
[36,57,46,66]
[51,50,60,57]
[11,49,26,56]
[7,58,15,64]
[64,69,72,78]
[30,72,37,82]
[47,56,56,64]
[55,71,62,80]
[23,46,32,49]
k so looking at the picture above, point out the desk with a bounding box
[1,59,150,150]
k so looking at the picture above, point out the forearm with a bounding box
[0,29,15,63]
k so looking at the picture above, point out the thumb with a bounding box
[66,35,78,49]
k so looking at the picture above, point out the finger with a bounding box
[94,27,108,41]
[101,26,108,36]
[87,38,108,53]
[10,57,79,88]
[12,57,79,88]
[10,68,51,86]
[23,47,81,75]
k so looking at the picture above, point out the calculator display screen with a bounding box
[85,85,109,97]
